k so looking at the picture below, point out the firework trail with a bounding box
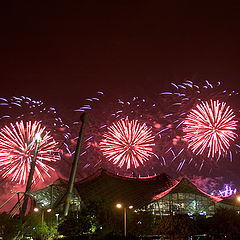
[0,96,71,183]
[157,80,239,172]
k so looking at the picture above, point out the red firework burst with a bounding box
[100,119,155,169]
[183,100,238,159]
[0,120,60,184]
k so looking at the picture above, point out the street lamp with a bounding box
[116,203,122,209]
[116,203,133,238]
[34,207,52,240]
[236,196,240,215]
[34,207,40,212]
[55,213,60,224]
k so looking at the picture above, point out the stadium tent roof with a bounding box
[152,177,223,203]
[32,169,177,210]
[75,169,177,208]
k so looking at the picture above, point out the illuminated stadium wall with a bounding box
[145,178,239,217]
[146,192,216,217]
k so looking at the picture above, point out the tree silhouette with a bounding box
[210,208,240,239]
[153,214,194,240]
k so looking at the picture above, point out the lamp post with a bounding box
[116,203,133,238]
[123,206,127,238]
[55,213,60,224]
[34,207,52,240]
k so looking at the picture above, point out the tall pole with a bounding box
[124,207,127,238]
[21,134,42,220]
[41,210,44,240]
[63,112,89,216]
[17,192,21,214]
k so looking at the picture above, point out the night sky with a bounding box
[0,1,240,195]
[1,2,240,109]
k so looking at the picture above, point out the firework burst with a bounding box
[0,120,59,184]
[183,100,238,159]
[156,80,240,172]
[71,93,164,178]
[100,118,155,169]
[0,96,71,183]
[0,96,70,153]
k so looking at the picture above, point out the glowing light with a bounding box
[34,133,42,142]
[100,119,155,169]
[116,203,122,208]
[237,196,240,202]
[219,185,237,197]
[183,100,238,158]
[0,120,60,184]
[34,207,39,212]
